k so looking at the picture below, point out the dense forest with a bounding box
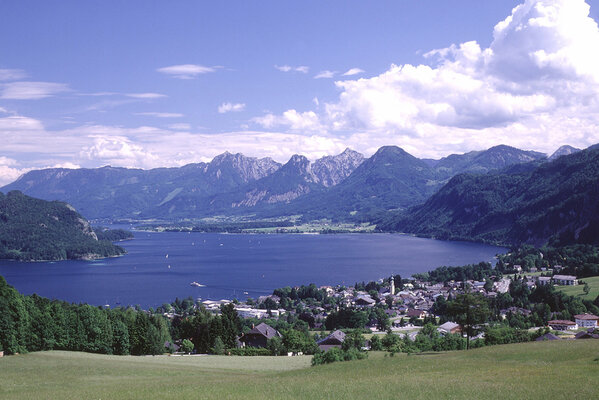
[0,191,126,261]
[0,276,170,355]
[378,146,599,247]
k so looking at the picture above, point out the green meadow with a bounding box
[1,340,598,399]
[555,275,599,301]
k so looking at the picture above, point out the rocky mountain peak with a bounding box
[312,148,365,187]
[549,145,581,161]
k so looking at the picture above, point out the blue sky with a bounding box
[1,0,599,184]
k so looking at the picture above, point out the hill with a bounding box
[0,191,126,261]
[378,146,599,246]
[0,341,597,399]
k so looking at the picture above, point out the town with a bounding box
[158,256,599,357]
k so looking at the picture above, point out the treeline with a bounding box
[0,191,125,261]
[413,262,498,284]
[497,244,599,277]
[0,276,169,355]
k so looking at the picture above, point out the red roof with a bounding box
[548,320,576,325]
[574,314,599,320]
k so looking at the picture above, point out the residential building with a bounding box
[548,320,577,331]
[317,330,346,352]
[552,275,577,285]
[240,323,282,348]
[574,314,599,328]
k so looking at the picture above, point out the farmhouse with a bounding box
[438,321,461,335]
[574,314,599,328]
[239,323,281,348]
[317,330,346,351]
[552,275,577,286]
[548,320,577,331]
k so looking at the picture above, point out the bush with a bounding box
[228,347,271,356]
[311,347,367,366]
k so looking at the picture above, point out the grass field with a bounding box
[556,275,599,300]
[1,341,598,399]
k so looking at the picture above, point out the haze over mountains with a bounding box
[2,144,566,224]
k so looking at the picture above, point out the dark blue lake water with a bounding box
[0,232,507,308]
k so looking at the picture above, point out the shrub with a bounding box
[228,347,271,356]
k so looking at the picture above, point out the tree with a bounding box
[341,329,365,351]
[446,292,490,349]
[583,283,590,296]
[181,339,194,354]
[267,336,285,356]
[212,337,225,355]
[370,335,383,351]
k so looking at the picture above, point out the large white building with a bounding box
[574,314,599,328]
[552,275,577,285]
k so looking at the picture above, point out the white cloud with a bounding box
[253,109,323,132]
[134,112,183,118]
[0,69,27,81]
[218,102,246,113]
[167,123,191,130]
[1,81,69,99]
[314,70,336,79]
[275,65,310,73]
[342,68,365,76]
[157,64,216,79]
[253,0,599,158]
[126,93,166,99]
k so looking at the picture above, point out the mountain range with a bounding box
[0,144,572,226]
[378,145,599,246]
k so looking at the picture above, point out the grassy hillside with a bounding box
[556,275,599,301]
[1,341,597,399]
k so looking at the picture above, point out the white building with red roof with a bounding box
[574,314,599,328]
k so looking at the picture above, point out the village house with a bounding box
[354,294,376,307]
[317,330,346,352]
[438,321,461,335]
[574,314,599,328]
[406,309,428,319]
[552,275,577,286]
[548,320,578,331]
[536,276,551,286]
[239,323,282,348]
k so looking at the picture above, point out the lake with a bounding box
[0,232,507,308]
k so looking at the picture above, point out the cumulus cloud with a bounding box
[342,68,365,76]
[218,102,246,113]
[253,0,599,157]
[275,65,310,73]
[157,64,216,79]
[253,109,323,132]
[1,81,69,99]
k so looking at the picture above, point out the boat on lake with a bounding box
[190,281,205,287]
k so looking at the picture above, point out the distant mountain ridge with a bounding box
[2,144,564,222]
[378,146,599,247]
